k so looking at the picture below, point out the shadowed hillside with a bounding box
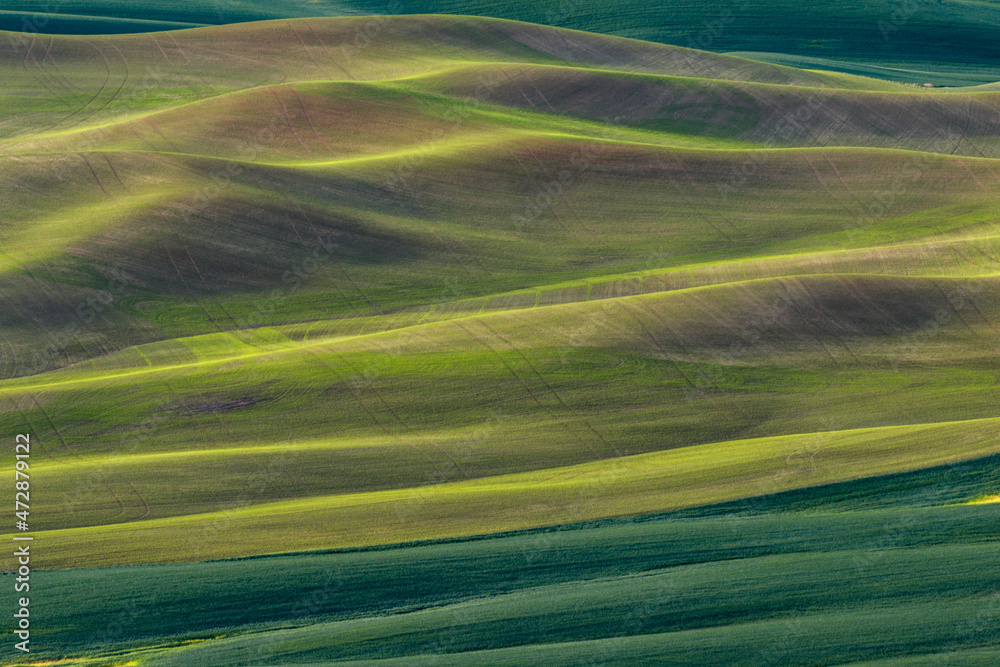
[3,14,1000,667]
[7,0,1000,84]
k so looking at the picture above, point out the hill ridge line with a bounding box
[2,272,995,392]
[31,415,1000,471]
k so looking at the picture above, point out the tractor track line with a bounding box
[162,243,222,333]
[56,42,131,134]
[478,319,620,457]
[79,154,115,201]
[31,41,112,136]
[305,21,354,80]
[456,320,606,461]
[269,88,314,155]
[637,299,774,437]
[333,351,470,479]
[615,300,747,434]
[289,87,333,152]
[302,347,450,480]
[6,396,129,521]
[287,23,333,80]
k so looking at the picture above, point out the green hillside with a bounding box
[2,13,999,667]
[13,475,1000,664]
[8,1,1000,84]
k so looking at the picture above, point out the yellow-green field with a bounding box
[2,11,1000,667]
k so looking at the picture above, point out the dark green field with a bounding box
[1,4,999,666]
[18,461,1000,664]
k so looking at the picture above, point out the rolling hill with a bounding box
[7,0,1000,85]
[1,13,999,667]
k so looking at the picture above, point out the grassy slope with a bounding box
[6,1,1000,83]
[10,474,999,663]
[3,14,1000,665]
[9,15,988,380]
[728,51,1000,87]
[2,16,1000,562]
[4,273,1000,565]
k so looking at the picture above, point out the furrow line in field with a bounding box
[455,320,606,460]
